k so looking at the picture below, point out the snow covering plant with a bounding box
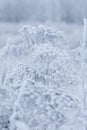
[0,24,86,130]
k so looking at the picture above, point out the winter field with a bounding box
[0,0,87,129]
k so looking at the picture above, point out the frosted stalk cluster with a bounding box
[0,25,86,130]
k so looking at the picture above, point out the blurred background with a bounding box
[0,0,86,48]
[0,0,87,23]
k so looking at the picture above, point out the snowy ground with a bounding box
[0,23,87,130]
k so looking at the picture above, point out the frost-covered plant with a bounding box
[72,19,87,130]
[9,81,79,130]
[81,19,87,109]
[0,25,84,130]
[0,25,69,59]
